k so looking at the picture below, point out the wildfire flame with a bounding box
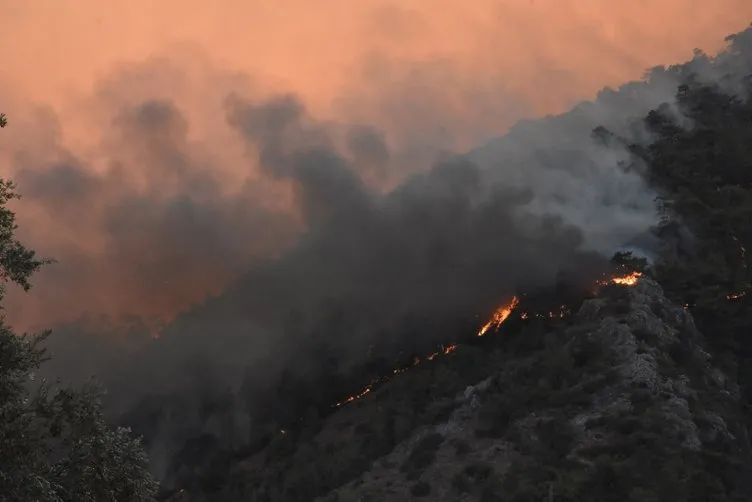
[727,291,747,300]
[333,270,643,409]
[333,343,458,408]
[477,296,520,337]
[518,305,569,320]
[334,386,373,408]
[599,271,643,286]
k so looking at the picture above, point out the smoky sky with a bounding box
[88,24,752,423]
[2,4,752,332]
[0,3,750,409]
[87,88,634,407]
[0,7,748,479]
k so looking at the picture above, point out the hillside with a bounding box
[321,276,744,502]
[132,24,752,502]
[162,273,751,502]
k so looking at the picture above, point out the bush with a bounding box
[452,438,472,457]
[452,470,472,493]
[401,432,444,479]
[463,461,493,482]
[410,481,431,497]
[474,399,513,438]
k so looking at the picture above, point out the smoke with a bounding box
[2,2,750,333]
[1,0,752,481]
[4,86,299,333]
[56,83,647,401]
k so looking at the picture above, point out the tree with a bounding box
[0,116,159,501]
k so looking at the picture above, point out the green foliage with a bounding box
[638,43,752,500]
[0,123,158,501]
[0,180,51,300]
[611,251,649,273]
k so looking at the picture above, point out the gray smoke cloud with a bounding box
[6,22,751,482]
[8,61,662,392]
[106,84,656,409]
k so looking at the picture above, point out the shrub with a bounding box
[410,481,431,497]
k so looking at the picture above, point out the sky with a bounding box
[1,0,751,332]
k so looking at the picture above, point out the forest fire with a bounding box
[477,296,520,337]
[333,270,643,409]
[334,387,373,408]
[426,344,458,361]
[333,343,459,408]
[727,291,747,300]
[520,306,570,320]
[604,271,643,286]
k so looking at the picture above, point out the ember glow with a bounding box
[519,306,570,320]
[426,344,458,361]
[333,272,642,409]
[727,291,747,300]
[477,296,521,337]
[334,386,373,408]
[610,271,643,286]
[333,343,459,408]
[597,271,643,287]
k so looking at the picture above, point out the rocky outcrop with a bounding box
[567,277,737,458]
[322,276,745,502]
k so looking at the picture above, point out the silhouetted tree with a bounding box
[0,117,159,501]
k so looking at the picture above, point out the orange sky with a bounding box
[1,0,751,331]
[3,1,750,117]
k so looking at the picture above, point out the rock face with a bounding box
[321,276,746,502]
[170,275,748,501]
[568,278,737,457]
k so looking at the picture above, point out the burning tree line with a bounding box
[332,270,644,409]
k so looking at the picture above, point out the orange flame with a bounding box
[477,296,520,337]
[727,291,747,300]
[609,271,643,286]
[596,271,642,288]
[333,272,639,409]
[334,385,374,408]
[334,342,460,408]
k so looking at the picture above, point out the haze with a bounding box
[1,0,750,332]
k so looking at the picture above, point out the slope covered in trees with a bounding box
[638,26,752,446]
[152,24,752,501]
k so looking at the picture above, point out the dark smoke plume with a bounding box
[4,52,662,452]
[11,21,752,481]
[97,84,659,415]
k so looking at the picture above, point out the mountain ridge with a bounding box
[132,22,752,501]
[315,276,744,502]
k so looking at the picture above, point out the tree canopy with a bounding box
[0,116,159,502]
